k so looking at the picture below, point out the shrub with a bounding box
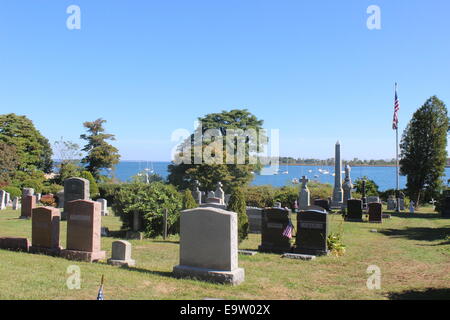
[274,185,299,209]
[227,187,248,243]
[354,176,379,196]
[327,232,346,257]
[309,181,333,200]
[2,186,21,199]
[112,182,182,238]
[21,179,43,194]
[80,171,100,199]
[98,183,122,204]
[243,185,276,208]
[41,183,63,195]
[182,189,197,210]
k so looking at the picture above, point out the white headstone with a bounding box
[0,190,5,210]
[97,198,108,216]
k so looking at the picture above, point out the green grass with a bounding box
[0,206,449,300]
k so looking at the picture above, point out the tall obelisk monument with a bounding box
[332,141,343,208]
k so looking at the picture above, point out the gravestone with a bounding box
[399,198,405,211]
[294,205,329,256]
[246,207,262,234]
[200,202,227,210]
[387,196,397,210]
[361,180,367,209]
[60,200,106,262]
[0,237,30,252]
[36,193,42,202]
[12,197,20,210]
[173,207,245,285]
[207,191,215,199]
[29,207,62,255]
[0,190,5,210]
[56,191,64,208]
[97,198,108,216]
[367,196,380,204]
[126,211,144,240]
[64,177,90,213]
[342,165,353,207]
[346,199,363,221]
[215,182,225,205]
[5,192,10,207]
[368,202,382,223]
[20,195,36,219]
[108,240,135,267]
[313,199,330,211]
[258,207,292,253]
[298,176,311,210]
[22,188,34,197]
[441,195,450,218]
[192,180,202,205]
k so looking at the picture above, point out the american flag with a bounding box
[97,275,104,300]
[282,220,294,239]
[392,83,400,130]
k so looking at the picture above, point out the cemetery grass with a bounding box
[0,207,449,300]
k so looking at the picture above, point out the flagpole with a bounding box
[395,83,400,213]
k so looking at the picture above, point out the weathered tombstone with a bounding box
[200,202,227,210]
[126,211,143,240]
[63,177,90,213]
[20,195,36,219]
[215,182,225,205]
[12,197,20,210]
[107,240,135,267]
[60,200,106,262]
[4,192,10,208]
[22,188,34,197]
[367,196,380,204]
[298,176,310,210]
[36,193,42,202]
[368,202,382,223]
[294,206,329,256]
[0,237,30,252]
[258,207,292,253]
[0,190,5,210]
[56,191,64,208]
[29,207,62,255]
[342,165,353,207]
[192,180,202,205]
[246,207,262,234]
[399,198,405,211]
[387,195,397,210]
[97,198,108,216]
[313,199,330,211]
[173,207,245,285]
[207,191,215,199]
[346,199,363,221]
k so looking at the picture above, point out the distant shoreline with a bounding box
[281,163,450,168]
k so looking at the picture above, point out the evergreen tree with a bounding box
[0,113,53,174]
[80,118,120,181]
[168,109,265,192]
[227,187,248,243]
[400,96,449,206]
[0,142,19,185]
[182,189,197,210]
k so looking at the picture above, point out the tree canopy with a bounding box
[80,118,121,180]
[0,113,53,174]
[168,109,266,192]
[400,96,449,206]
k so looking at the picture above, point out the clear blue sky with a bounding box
[1,1,449,161]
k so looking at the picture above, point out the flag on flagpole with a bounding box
[392,83,400,130]
[97,275,105,300]
[282,220,294,239]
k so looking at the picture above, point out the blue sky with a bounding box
[1,1,449,161]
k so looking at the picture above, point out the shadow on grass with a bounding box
[389,212,443,219]
[123,266,175,279]
[388,288,450,300]
[379,227,450,244]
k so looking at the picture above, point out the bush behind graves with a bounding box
[98,183,122,204]
[41,183,63,195]
[243,185,276,208]
[182,189,197,210]
[227,187,249,243]
[112,182,182,237]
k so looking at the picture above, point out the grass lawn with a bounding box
[0,206,449,300]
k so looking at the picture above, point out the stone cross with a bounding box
[298,176,310,209]
[342,165,353,207]
[215,181,225,205]
[192,180,202,205]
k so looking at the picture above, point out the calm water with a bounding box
[110,161,450,191]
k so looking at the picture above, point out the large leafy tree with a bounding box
[0,113,53,174]
[400,96,449,206]
[0,142,20,185]
[80,118,120,180]
[168,109,266,192]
